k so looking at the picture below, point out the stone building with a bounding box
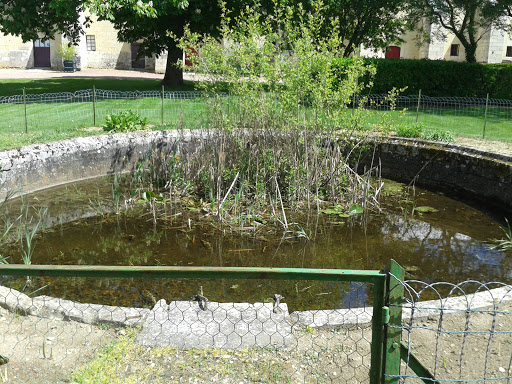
[1,13,511,71]
[0,14,168,73]
[360,19,512,63]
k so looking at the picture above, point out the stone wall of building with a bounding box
[0,34,33,68]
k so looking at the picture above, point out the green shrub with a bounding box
[396,123,424,138]
[333,58,512,99]
[103,110,147,133]
[421,129,455,143]
[58,44,76,61]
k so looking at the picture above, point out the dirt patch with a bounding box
[0,306,116,383]
[404,300,512,382]
[454,137,512,157]
[1,300,510,383]
[81,127,103,132]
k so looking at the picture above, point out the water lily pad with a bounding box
[380,180,404,197]
[414,206,439,213]
[348,204,363,215]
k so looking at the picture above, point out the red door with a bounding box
[34,39,51,67]
[131,43,145,69]
[385,46,401,59]
[185,47,198,67]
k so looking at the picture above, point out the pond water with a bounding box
[0,177,509,311]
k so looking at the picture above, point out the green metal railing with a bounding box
[0,260,441,383]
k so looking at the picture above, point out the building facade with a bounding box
[0,14,168,73]
[1,14,511,71]
[360,20,512,63]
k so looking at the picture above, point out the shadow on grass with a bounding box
[0,78,196,97]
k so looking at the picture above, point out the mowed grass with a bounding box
[0,78,510,149]
[0,78,194,97]
[0,98,207,149]
[360,107,512,142]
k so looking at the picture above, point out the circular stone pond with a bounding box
[0,132,510,311]
[0,175,509,311]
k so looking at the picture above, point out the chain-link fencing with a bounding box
[387,275,512,384]
[0,265,385,384]
[0,90,510,145]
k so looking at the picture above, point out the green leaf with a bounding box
[348,204,363,215]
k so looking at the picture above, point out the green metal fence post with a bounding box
[23,87,28,134]
[161,85,165,125]
[93,85,97,127]
[483,93,489,139]
[384,259,405,384]
[415,89,422,124]
[369,273,387,384]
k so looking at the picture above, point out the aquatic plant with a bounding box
[17,204,47,266]
[489,219,512,251]
[117,1,385,234]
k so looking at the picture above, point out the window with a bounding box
[34,39,50,48]
[506,46,512,57]
[86,35,96,51]
[450,44,459,57]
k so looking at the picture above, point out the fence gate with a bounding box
[0,263,391,383]
[383,260,512,384]
[2,261,509,383]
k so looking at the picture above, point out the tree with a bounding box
[254,0,408,57]
[91,0,230,86]
[0,0,88,44]
[407,0,512,62]
[320,0,408,57]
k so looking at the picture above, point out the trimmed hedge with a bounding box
[334,58,512,99]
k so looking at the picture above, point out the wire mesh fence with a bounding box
[357,94,512,141]
[0,90,510,144]
[388,278,512,384]
[0,264,510,383]
[0,266,384,384]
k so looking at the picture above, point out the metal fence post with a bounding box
[23,87,28,134]
[93,85,97,127]
[415,89,422,124]
[384,259,405,384]
[370,273,387,384]
[483,93,489,139]
[161,85,165,125]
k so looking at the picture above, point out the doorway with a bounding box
[131,43,145,69]
[385,46,401,59]
[34,39,51,67]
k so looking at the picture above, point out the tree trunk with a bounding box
[463,42,477,63]
[162,46,184,86]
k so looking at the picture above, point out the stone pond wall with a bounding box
[0,131,511,215]
[0,130,193,196]
[355,137,512,215]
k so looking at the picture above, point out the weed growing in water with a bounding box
[120,1,386,234]
[490,218,512,251]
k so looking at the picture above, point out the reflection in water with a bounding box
[0,177,510,310]
[380,215,508,283]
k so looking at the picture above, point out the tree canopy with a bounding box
[0,0,88,43]
[319,0,407,57]
[90,0,229,85]
[407,0,512,62]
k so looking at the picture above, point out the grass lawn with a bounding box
[0,78,194,97]
[359,107,512,142]
[0,78,510,150]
